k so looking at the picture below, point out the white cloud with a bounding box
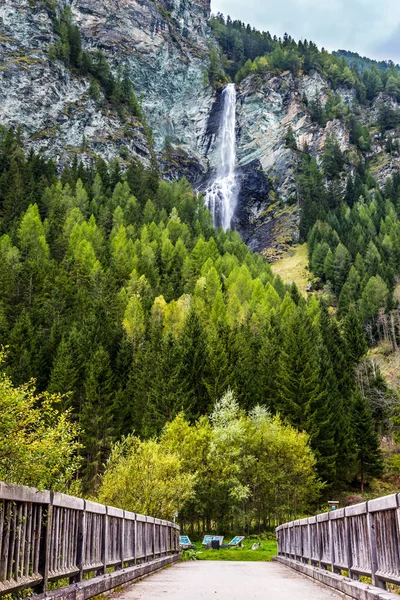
[211,0,400,62]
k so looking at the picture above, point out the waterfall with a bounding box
[205,83,238,230]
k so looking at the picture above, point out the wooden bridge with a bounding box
[1,482,400,599]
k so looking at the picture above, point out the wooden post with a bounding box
[120,511,125,569]
[316,520,321,568]
[37,495,53,593]
[152,520,156,560]
[143,518,146,563]
[345,514,352,578]
[134,515,137,565]
[328,515,335,573]
[99,507,108,576]
[306,521,311,564]
[70,505,85,584]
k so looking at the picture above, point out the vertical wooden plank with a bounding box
[32,504,39,575]
[367,509,386,589]
[7,501,17,581]
[345,516,351,575]
[328,515,335,573]
[67,511,75,582]
[52,506,58,574]
[96,514,101,566]
[1,501,11,582]
[20,502,28,579]
[14,503,23,581]
[92,513,97,567]
[31,505,38,575]
[24,503,32,578]
[140,517,147,560]
[85,512,91,568]
[306,522,311,564]
[63,508,69,573]
[134,515,137,565]
[69,510,75,572]
[92,513,97,568]
[48,505,54,576]
[99,508,108,574]
[153,520,156,560]
[395,506,400,580]
[80,507,86,578]
[0,499,5,580]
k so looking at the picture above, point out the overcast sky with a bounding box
[211,0,400,63]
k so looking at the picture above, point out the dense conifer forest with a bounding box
[0,125,387,518]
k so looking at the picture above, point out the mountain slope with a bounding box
[3,1,400,255]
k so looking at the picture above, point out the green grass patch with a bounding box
[271,243,311,296]
[369,152,391,174]
[182,538,277,562]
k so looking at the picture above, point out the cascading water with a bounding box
[205,83,239,230]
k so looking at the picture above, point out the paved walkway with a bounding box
[114,561,345,599]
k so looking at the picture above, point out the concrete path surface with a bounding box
[113,561,346,599]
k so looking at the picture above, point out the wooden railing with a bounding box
[276,493,400,590]
[0,482,180,597]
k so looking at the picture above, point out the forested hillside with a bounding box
[334,50,400,74]
[0,126,384,507]
[210,14,400,100]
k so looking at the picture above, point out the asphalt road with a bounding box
[112,560,345,599]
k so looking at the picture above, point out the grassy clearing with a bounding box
[182,538,277,562]
[369,151,391,175]
[368,343,400,390]
[270,243,310,296]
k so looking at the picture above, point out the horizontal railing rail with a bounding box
[0,482,180,597]
[276,493,400,590]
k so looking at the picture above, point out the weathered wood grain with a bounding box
[0,482,179,598]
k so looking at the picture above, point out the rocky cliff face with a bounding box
[0,0,214,169]
[1,0,398,255]
[232,71,354,255]
[71,0,214,160]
